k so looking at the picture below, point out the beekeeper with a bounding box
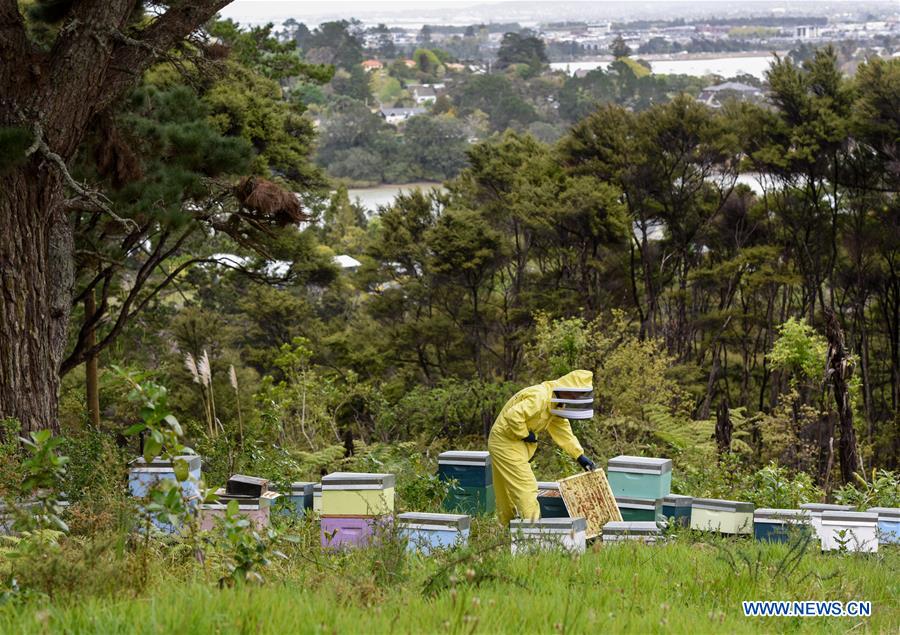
[488,369,596,525]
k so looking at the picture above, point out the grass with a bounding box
[0,522,897,634]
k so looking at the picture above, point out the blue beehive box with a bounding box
[606,456,672,499]
[128,455,202,533]
[662,494,693,527]
[438,451,492,487]
[398,512,471,554]
[284,481,315,516]
[868,507,900,545]
[753,508,811,543]
[537,481,569,518]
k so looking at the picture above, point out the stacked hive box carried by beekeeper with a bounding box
[753,508,811,543]
[800,503,853,542]
[607,455,670,527]
[128,455,203,532]
[320,472,395,548]
[690,498,754,534]
[201,474,280,530]
[510,517,587,554]
[819,510,878,552]
[398,512,470,554]
[662,494,693,527]
[438,451,495,515]
[867,507,900,545]
[602,521,663,544]
[536,481,569,518]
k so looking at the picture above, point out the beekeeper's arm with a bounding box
[500,393,542,440]
[547,416,584,459]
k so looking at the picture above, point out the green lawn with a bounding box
[1,534,896,634]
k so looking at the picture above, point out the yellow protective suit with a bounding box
[488,369,591,526]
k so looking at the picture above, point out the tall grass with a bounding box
[1,536,896,634]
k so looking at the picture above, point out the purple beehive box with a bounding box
[320,515,391,549]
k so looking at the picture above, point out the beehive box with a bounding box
[312,483,322,515]
[606,456,672,499]
[510,517,587,554]
[691,498,754,534]
[284,481,315,516]
[820,511,878,552]
[537,481,569,518]
[442,483,495,515]
[558,469,622,539]
[320,515,392,549]
[662,494,693,527]
[398,512,470,554]
[438,451,492,487]
[200,490,280,531]
[128,455,202,500]
[753,508,811,543]
[602,521,663,544]
[616,496,663,523]
[800,503,853,540]
[321,472,395,516]
[868,507,900,545]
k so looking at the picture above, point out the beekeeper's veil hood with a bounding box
[546,369,594,420]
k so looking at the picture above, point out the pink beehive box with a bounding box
[200,489,280,531]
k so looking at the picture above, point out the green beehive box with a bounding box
[616,496,664,523]
[443,483,495,515]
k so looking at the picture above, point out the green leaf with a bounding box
[124,423,146,436]
[164,415,183,436]
[143,437,162,463]
[173,458,189,482]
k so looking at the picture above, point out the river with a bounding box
[550,54,777,81]
[347,182,444,215]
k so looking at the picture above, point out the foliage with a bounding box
[14,431,70,534]
[217,500,284,587]
[767,318,827,386]
[834,469,900,509]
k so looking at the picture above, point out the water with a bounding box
[347,182,444,214]
[550,55,775,81]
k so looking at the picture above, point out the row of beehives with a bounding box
[126,454,899,554]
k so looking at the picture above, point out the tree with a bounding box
[611,35,632,59]
[496,32,548,75]
[0,2,240,433]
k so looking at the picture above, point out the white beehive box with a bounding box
[800,503,853,541]
[510,517,587,554]
[602,521,663,544]
[820,511,878,553]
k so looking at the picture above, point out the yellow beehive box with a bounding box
[321,472,395,516]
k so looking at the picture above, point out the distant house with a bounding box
[445,63,466,72]
[379,106,426,125]
[333,255,362,272]
[696,82,764,109]
[361,59,383,72]
[402,59,417,68]
[412,85,436,105]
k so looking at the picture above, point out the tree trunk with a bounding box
[715,399,732,456]
[85,288,101,427]
[0,166,72,435]
[824,308,862,484]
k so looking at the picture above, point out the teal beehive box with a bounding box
[443,483,495,515]
[616,496,664,523]
[438,451,492,488]
[606,456,672,499]
[662,494,693,527]
[537,481,569,518]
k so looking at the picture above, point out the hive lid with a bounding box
[290,482,315,494]
[214,488,280,506]
[754,508,811,521]
[398,512,470,530]
[799,503,853,513]
[510,517,587,532]
[867,507,900,521]
[438,451,491,466]
[692,498,754,513]
[603,521,662,535]
[607,456,672,475]
[662,494,693,507]
[537,481,560,493]
[615,496,659,509]
[321,472,396,489]
[129,455,202,471]
[226,474,269,498]
[821,510,877,523]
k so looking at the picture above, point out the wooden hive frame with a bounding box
[558,469,622,539]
